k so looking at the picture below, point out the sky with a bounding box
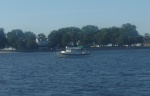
[0,0,150,36]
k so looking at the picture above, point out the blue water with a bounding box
[0,49,150,96]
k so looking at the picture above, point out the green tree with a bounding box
[136,35,143,45]
[0,28,7,49]
[80,25,99,46]
[48,30,61,48]
[48,27,81,48]
[62,33,70,47]
[24,31,37,50]
[82,25,99,33]
[120,23,139,46]
[99,28,110,46]
[93,31,102,46]
[7,29,24,50]
[116,34,126,46]
[67,27,80,46]
[109,27,120,46]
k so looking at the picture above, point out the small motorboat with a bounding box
[56,46,90,57]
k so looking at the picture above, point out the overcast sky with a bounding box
[0,0,150,35]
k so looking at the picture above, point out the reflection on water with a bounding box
[0,49,150,96]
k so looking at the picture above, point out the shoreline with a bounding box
[90,46,150,50]
[0,49,56,53]
[1,47,150,53]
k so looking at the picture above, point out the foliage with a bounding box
[119,23,139,46]
[24,31,37,50]
[48,30,61,48]
[109,27,120,46]
[62,33,70,47]
[7,29,24,50]
[48,27,81,48]
[80,25,99,46]
[0,28,7,49]
[7,30,37,50]
[0,23,145,50]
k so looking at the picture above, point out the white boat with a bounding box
[56,46,90,57]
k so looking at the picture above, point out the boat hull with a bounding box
[56,52,90,58]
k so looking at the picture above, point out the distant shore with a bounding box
[90,46,150,50]
[1,47,150,53]
[0,49,56,53]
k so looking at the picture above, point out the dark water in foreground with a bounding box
[0,49,150,96]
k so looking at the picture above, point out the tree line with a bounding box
[0,23,144,50]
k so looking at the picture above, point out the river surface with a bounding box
[0,49,150,96]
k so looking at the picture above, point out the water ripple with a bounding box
[0,50,150,96]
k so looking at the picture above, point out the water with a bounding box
[0,49,150,96]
